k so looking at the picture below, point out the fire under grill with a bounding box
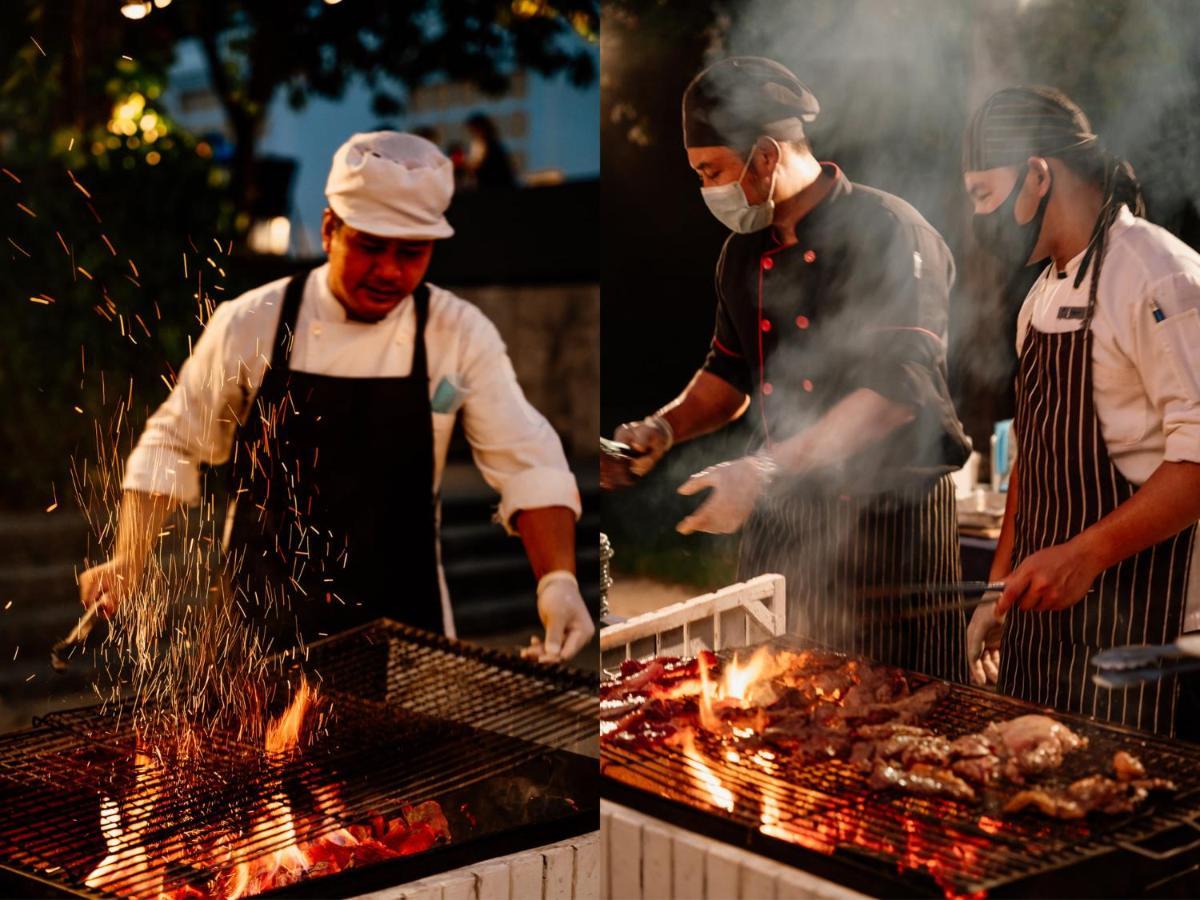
[0,620,598,899]
[601,635,1200,898]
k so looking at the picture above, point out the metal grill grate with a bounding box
[601,636,1200,897]
[0,620,598,899]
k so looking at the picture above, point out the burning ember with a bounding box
[83,680,451,899]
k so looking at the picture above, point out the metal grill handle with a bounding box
[1117,815,1200,861]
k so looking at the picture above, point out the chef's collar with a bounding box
[313,263,410,325]
[1045,205,1134,283]
[766,162,849,246]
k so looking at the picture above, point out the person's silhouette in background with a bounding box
[465,112,516,188]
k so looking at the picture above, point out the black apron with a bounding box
[739,473,967,682]
[997,274,1196,736]
[222,269,443,648]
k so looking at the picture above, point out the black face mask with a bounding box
[972,169,1052,270]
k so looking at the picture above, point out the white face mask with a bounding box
[700,143,778,233]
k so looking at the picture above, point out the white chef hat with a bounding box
[325,131,455,240]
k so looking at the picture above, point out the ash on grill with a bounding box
[0,621,597,899]
[601,637,1200,898]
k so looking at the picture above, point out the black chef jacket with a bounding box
[704,164,971,493]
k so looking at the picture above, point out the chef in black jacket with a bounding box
[617,58,972,681]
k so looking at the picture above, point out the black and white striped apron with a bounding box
[738,472,967,682]
[998,294,1196,736]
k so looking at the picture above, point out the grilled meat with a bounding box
[1003,774,1176,819]
[983,715,1087,777]
[869,760,977,802]
[1113,750,1146,782]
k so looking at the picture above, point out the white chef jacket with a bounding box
[123,264,581,634]
[1016,206,1200,629]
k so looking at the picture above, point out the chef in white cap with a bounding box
[78,132,593,662]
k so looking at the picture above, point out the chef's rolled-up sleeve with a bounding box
[122,302,246,505]
[1136,271,1200,465]
[702,240,754,395]
[456,307,581,535]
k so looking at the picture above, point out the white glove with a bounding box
[967,592,1004,686]
[613,415,673,477]
[522,571,595,664]
[676,456,770,535]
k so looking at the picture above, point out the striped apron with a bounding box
[998,302,1196,736]
[738,472,967,682]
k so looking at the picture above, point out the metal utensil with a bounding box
[863,582,1006,624]
[600,437,645,491]
[1091,634,1200,671]
[864,580,1005,601]
[50,601,103,672]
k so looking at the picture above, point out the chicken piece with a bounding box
[951,754,1004,786]
[1113,750,1146,782]
[1003,774,1176,819]
[869,760,977,801]
[983,715,1087,775]
[1003,788,1085,819]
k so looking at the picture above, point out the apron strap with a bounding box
[411,283,431,381]
[269,268,312,371]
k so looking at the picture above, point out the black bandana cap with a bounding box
[683,57,819,150]
[962,85,1099,172]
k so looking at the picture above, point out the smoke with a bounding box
[610,0,1200,664]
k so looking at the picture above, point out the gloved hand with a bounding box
[967,592,1005,686]
[522,571,595,664]
[676,456,769,535]
[613,414,673,477]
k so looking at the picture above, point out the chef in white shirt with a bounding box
[962,86,1200,736]
[78,131,594,662]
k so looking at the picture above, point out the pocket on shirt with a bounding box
[1156,307,1200,403]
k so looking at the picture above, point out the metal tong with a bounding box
[50,601,104,672]
[863,581,1006,623]
[1091,634,1200,688]
[599,437,646,491]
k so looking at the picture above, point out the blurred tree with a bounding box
[172,0,598,227]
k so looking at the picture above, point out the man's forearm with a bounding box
[114,490,179,570]
[515,506,576,580]
[769,388,916,475]
[658,370,749,445]
[1074,461,1200,571]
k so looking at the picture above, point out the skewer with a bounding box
[50,600,104,672]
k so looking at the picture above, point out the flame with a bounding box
[696,653,721,731]
[678,732,733,813]
[721,647,773,702]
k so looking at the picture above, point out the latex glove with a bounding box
[966,593,1004,686]
[997,538,1104,614]
[676,456,767,535]
[613,415,673,477]
[522,571,594,664]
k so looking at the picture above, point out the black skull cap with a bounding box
[683,57,819,150]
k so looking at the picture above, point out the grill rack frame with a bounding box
[0,619,599,899]
[600,576,1200,898]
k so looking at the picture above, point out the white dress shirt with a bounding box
[1016,207,1200,629]
[123,264,581,634]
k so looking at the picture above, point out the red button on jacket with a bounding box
[795,315,810,329]
[761,256,774,270]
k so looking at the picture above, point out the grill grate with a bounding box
[0,620,597,899]
[601,636,1200,897]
